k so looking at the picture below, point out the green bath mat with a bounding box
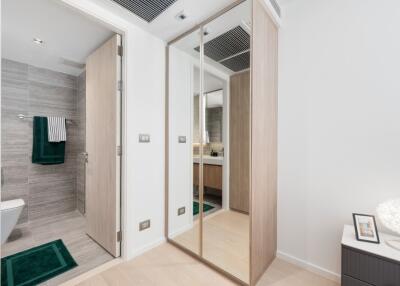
[1,239,77,286]
[193,201,215,216]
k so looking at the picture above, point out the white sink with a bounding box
[193,155,223,166]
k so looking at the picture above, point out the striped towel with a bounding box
[47,117,67,142]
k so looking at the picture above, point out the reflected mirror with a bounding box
[168,0,251,284]
[168,28,201,255]
[202,0,251,283]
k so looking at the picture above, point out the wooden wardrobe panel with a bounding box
[250,0,278,284]
[193,163,199,186]
[229,71,250,214]
[193,164,222,190]
[204,165,223,190]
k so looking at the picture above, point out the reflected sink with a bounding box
[193,155,224,166]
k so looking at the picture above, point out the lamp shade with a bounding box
[376,198,400,235]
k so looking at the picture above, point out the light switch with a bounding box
[178,207,186,216]
[139,134,150,143]
[139,219,151,231]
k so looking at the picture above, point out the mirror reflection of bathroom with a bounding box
[168,0,251,283]
[202,0,251,282]
[193,69,226,215]
[1,0,122,284]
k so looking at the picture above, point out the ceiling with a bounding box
[92,0,237,42]
[276,0,293,6]
[172,0,251,75]
[2,0,114,76]
[93,0,285,42]
[1,0,284,76]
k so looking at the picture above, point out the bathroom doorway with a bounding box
[192,68,228,219]
[1,0,123,284]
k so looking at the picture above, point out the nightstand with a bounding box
[341,225,400,286]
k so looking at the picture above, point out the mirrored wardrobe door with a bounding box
[201,0,251,284]
[168,29,202,255]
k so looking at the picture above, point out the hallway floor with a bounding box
[2,211,114,285]
[73,243,339,286]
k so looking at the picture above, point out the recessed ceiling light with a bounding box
[33,38,44,45]
[175,11,187,21]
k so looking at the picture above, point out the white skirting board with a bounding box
[132,237,167,258]
[168,223,195,239]
[276,250,341,283]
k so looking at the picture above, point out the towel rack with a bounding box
[17,114,74,125]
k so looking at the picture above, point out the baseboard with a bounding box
[169,223,194,239]
[131,237,167,258]
[276,250,341,283]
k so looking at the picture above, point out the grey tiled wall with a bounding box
[1,59,82,223]
[206,107,223,143]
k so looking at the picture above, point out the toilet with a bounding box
[1,199,25,244]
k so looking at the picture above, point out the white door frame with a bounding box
[59,0,129,260]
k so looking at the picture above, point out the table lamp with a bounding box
[377,198,400,250]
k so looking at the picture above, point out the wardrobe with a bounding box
[166,0,279,285]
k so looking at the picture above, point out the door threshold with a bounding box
[60,258,123,286]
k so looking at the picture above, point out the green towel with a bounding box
[32,116,65,165]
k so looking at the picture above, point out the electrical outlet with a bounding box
[139,134,150,143]
[139,219,151,231]
[178,136,186,143]
[178,207,186,216]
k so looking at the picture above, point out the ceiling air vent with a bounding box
[196,26,250,62]
[111,0,178,23]
[220,51,250,72]
[195,26,250,72]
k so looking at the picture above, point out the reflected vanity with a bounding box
[167,0,279,285]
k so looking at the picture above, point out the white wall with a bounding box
[278,0,400,279]
[168,46,194,236]
[61,0,166,260]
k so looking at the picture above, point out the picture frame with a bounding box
[352,213,380,244]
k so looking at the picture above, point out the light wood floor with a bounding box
[75,243,339,286]
[2,211,114,285]
[172,210,249,283]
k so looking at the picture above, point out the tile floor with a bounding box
[2,211,114,285]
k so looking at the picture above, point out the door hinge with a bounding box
[117,230,122,242]
[118,45,123,57]
[117,146,122,156]
[118,80,123,92]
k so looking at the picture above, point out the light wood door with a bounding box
[86,34,121,257]
[250,0,278,284]
[229,71,250,214]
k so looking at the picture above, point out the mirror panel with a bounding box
[168,0,252,284]
[202,0,251,283]
[168,29,202,255]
